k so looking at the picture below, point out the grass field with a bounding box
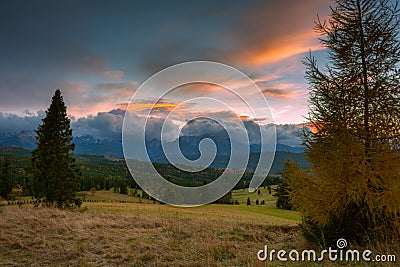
[1,191,398,266]
[0,202,301,266]
[232,186,277,207]
[81,187,279,206]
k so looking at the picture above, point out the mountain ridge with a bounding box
[0,130,308,173]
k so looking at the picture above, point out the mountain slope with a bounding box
[0,131,307,173]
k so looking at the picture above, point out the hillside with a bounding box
[0,146,285,194]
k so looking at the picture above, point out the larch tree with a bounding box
[31,89,81,208]
[274,160,294,210]
[289,0,400,245]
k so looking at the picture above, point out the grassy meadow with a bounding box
[1,190,398,266]
[0,191,300,267]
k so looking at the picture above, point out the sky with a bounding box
[0,0,332,145]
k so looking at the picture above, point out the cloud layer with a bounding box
[0,0,333,124]
[0,109,304,147]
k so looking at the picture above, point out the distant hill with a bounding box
[73,135,123,158]
[0,146,32,158]
[0,146,282,190]
[145,135,307,173]
[0,131,307,174]
[0,130,36,149]
[0,131,124,157]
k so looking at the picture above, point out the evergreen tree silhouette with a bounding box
[31,89,81,208]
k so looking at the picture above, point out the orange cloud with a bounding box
[244,32,321,65]
[261,88,300,98]
[125,102,179,114]
[172,83,222,96]
[226,0,331,66]
[239,115,250,121]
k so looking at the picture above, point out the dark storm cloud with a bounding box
[71,108,178,141]
[178,118,302,146]
[0,108,122,141]
[0,111,45,133]
[180,118,225,136]
[276,124,303,146]
[72,109,125,140]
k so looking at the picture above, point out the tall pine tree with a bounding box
[31,89,81,208]
[0,156,12,200]
[289,0,400,245]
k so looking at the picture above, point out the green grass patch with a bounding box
[232,186,278,207]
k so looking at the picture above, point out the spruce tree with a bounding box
[0,156,12,200]
[31,89,81,208]
[290,0,400,245]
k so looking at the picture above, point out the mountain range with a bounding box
[0,130,308,173]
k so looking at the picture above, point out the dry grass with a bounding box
[0,203,397,266]
[0,203,301,266]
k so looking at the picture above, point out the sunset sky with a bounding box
[0,0,332,143]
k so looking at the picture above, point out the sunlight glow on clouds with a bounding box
[237,31,322,66]
[225,0,330,67]
[0,0,332,125]
[126,102,180,114]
